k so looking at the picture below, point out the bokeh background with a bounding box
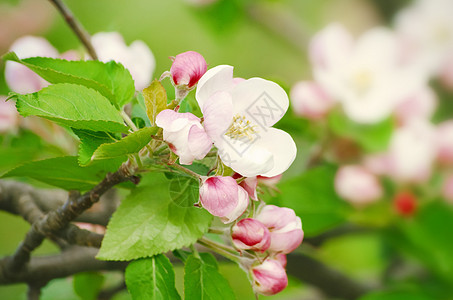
[2,0,453,299]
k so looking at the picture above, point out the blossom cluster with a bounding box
[290,0,453,214]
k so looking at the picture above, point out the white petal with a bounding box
[231,78,289,129]
[256,128,297,177]
[195,65,234,109]
[202,92,233,144]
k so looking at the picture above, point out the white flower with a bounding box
[195,65,297,177]
[92,32,155,91]
[310,24,426,124]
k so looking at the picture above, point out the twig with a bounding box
[47,0,98,60]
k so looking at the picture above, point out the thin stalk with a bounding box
[197,238,241,263]
[47,0,98,60]
[170,163,201,180]
[120,111,138,132]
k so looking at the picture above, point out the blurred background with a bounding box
[1,0,453,299]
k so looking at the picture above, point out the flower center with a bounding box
[350,69,373,96]
[225,114,258,141]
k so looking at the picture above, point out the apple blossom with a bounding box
[257,174,282,187]
[251,258,288,296]
[394,191,417,216]
[436,121,453,165]
[310,23,425,124]
[334,165,383,205]
[199,176,249,223]
[255,205,303,253]
[0,96,18,133]
[394,86,437,125]
[442,174,453,203]
[274,254,287,268]
[395,0,453,76]
[232,174,258,201]
[91,32,155,91]
[290,81,334,119]
[155,109,212,165]
[5,36,59,93]
[387,120,436,182]
[170,51,207,88]
[231,218,270,252]
[196,65,297,177]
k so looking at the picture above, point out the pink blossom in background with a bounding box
[442,174,453,203]
[290,81,335,119]
[334,165,383,205]
[436,121,453,165]
[5,36,59,93]
[231,218,270,252]
[0,96,18,133]
[255,205,303,253]
[196,65,297,177]
[92,32,155,91]
[156,109,212,165]
[393,191,417,217]
[394,86,437,125]
[251,258,288,296]
[199,176,249,224]
[170,51,207,88]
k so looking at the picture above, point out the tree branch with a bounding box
[0,246,127,286]
[47,0,98,60]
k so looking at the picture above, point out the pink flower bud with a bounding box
[436,121,453,165]
[156,109,212,165]
[232,218,270,252]
[442,174,453,203]
[274,254,287,268]
[290,81,334,119]
[237,175,258,201]
[5,36,59,93]
[251,258,288,296]
[334,165,382,205]
[393,191,417,217]
[199,176,249,223]
[0,97,18,133]
[255,205,303,254]
[170,51,207,88]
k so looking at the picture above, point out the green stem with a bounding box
[170,163,201,180]
[120,110,138,132]
[208,228,225,235]
[197,238,241,263]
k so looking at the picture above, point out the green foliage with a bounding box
[328,110,394,152]
[73,272,105,300]
[359,290,432,300]
[88,127,157,164]
[143,80,168,126]
[168,175,200,208]
[125,255,180,300]
[97,173,212,261]
[184,253,236,300]
[73,129,119,165]
[3,53,135,108]
[10,83,128,132]
[1,156,123,191]
[268,165,350,236]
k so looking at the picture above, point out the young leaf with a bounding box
[73,272,104,300]
[266,165,351,236]
[125,255,181,300]
[3,52,135,108]
[184,253,236,300]
[72,129,119,166]
[143,80,167,126]
[10,83,128,132]
[90,127,158,162]
[1,156,123,191]
[97,173,212,261]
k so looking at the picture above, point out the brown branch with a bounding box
[286,252,373,300]
[47,0,98,60]
[3,166,134,277]
[0,246,127,286]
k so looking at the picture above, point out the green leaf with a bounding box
[268,165,351,236]
[73,272,104,300]
[1,156,123,191]
[10,83,128,132]
[97,173,212,261]
[73,129,119,166]
[125,255,181,300]
[3,52,135,108]
[168,175,200,208]
[90,127,157,162]
[359,290,432,300]
[184,253,236,300]
[328,110,394,152]
[143,80,167,126]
